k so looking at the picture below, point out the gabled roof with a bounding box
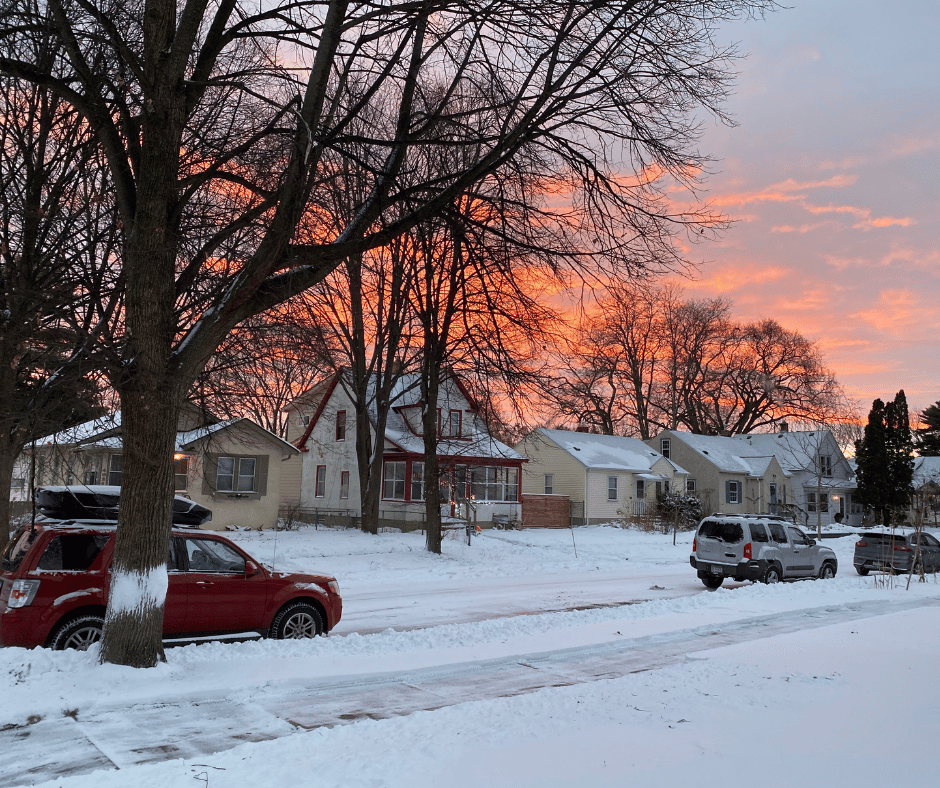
[666,431,787,478]
[294,369,523,462]
[532,428,686,474]
[35,413,297,456]
[731,430,840,473]
[913,456,940,488]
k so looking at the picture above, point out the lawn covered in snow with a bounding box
[3,524,939,788]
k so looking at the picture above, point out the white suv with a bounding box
[690,514,838,589]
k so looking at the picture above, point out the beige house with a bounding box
[25,406,299,530]
[646,430,792,519]
[515,428,688,525]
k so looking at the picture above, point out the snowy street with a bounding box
[3,525,940,787]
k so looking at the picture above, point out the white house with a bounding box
[729,429,859,528]
[647,430,792,520]
[288,371,525,530]
[516,428,688,525]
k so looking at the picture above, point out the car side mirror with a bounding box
[245,560,260,577]
[808,539,816,546]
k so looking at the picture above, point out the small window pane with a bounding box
[544,474,554,495]
[608,476,618,501]
[237,458,256,492]
[217,456,235,491]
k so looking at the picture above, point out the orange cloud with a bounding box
[848,289,940,334]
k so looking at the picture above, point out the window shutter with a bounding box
[202,454,219,495]
[257,455,269,496]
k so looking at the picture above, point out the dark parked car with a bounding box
[853,530,940,576]
[1,502,341,650]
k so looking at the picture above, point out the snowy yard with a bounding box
[3,524,939,787]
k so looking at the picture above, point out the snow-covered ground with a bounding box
[3,524,939,788]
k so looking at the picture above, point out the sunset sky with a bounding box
[669,1,939,419]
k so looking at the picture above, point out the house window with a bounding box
[174,456,189,491]
[686,478,696,494]
[336,410,347,441]
[660,439,670,459]
[635,479,645,500]
[301,414,311,427]
[608,476,618,501]
[315,465,326,498]
[469,466,519,502]
[411,462,425,501]
[11,477,25,490]
[448,410,462,438]
[383,461,407,500]
[807,492,829,512]
[726,480,740,504]
[218,457,256,493]
[544,474,554,495]
[340,471,350,500]
[817,455,832,477]
[108,454,122,486]
[84,470,97,486]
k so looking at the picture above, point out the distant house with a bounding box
[515,428,688,526]
[24,404,299,530]
[912,456,940,526]
[729,430,859,528]
[288,371,525,530]
[646,430,792,520]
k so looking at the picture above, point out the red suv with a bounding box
[1,518,342,650]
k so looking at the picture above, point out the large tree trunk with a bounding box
[98,386,179,667]
[0,446,16,550]
[422,364,443,554]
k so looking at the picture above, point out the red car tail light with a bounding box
[894,544,912,552]
[856,540,868,547]
[7,579,41,609]
[692,537,697,552]
[743,542,752,560]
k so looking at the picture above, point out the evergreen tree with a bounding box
[854,391,915,527]
[914,401,940,456]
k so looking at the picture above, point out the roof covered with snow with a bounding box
[731,430,837,473]
[667,431,788,477]
[35,413,297,455]
[533,428,685,474]
[914,456,940,487]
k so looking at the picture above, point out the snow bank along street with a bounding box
[3,525,940,788]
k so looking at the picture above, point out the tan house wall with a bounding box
[517,435,587,501]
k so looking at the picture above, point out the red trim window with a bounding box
[335,410,347,441]
[315,465,326,498]
[448,410,462,438]
[340,471,350,500]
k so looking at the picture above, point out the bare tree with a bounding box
[0,69,112,544]
[1,0,772,666]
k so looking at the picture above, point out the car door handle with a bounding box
[196,581,214,587]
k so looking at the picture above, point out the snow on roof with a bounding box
[36,413,122,447]
[35,413,297,455]
[384,426,524,461]
[731,431,835,472]
[667,431,786,477]
[535,429,683,473]
[914,456,940,487]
